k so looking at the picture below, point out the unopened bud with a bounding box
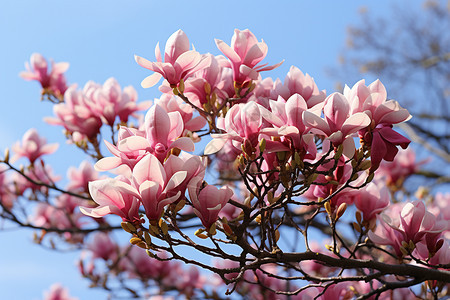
[324,201,332,215]
[336,203,347,220]
[350,173,359,181]
[334,145,343,160]
[359,160,371,170]
[144,231,152,245]
[366,172,375,183]
[178,78,185,94]
[129,237,142,245]
[172,87,179,95]
[136,241,147,249]
[259,138,266,153]
[274,229,280,242]
[121,222,132,233]
[353,222,361,233]
[294,152,303,169]
[195,228,208,239]
[276,151,287,162]
[208,223,217,236]
[173,199,186,214]
[3,148,9,163]
[255,214,261,224]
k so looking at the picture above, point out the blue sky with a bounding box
[0,1,421,299]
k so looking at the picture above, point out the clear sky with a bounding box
[0,1,422,299]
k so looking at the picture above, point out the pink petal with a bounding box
[215,39,241,64]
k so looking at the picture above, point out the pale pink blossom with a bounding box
[114,104,195,163]
[132,153,187,221]
[0,165,16,210]
[94,126,147,171]
[80,176,141,223]
[66,160,102,192]
[353,181,390,222]
[156,94,206,133]
[188,176,233,230]
[86,232,118,261]
[11,128,59,163]
[83,78,151,126]
[369,201,447,257]
[20,53,69,98]
[45,86,103,142]
[271,66,327,108]
[42,283,78,300]
[344,79,411,172]
[135,29,210,88]
[205,102,264,155]
[303,92,371,156]
[215,29,283,84]
[377,148,427,187]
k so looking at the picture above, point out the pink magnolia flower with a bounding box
[11,128,59,164]
[86,232,118,261]
[42,283,78,300]
[188,176,233,230]
[377,148,428,188]
[205,101,265,155]
[66,160,103,192]
[271,66,327,108]
[303,92,371,157]
[0,165,16,210]
[95,126,146,171]
[80,176,141,223]
[259,93,321,158]
[135,29,210,88]
[20,53,69,98]
[114,104,195,163]
[83,78,151,126]
[344,79,412,172]
[353,181,390,222]
[45,86,103,142]
[369,201,446,257]
[156,94,206,133]
[366,125,411,173]
[179,54,235,106]
[215,29,283,85]
[132,153,187,221]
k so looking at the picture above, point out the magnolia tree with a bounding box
[1,29,449,300]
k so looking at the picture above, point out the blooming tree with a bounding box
[1,28,449,299]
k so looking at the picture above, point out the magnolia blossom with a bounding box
[205,101,264,155]
[344,79,411,171]
[11,128,58,163]
[135,29,210,88]
[42,283,78,300]
[188,176,233,230]
[267,66,327,108]
[83,78,151,126]
[377,148,427,188]
[80,176,141,223]
[117,104,194,163]
[20,53,69,98]
[45,86,103,142]
[353,181,390,222]
[66,160,102,192]
[369,201,447,257]
[86,232,118,261]
[131,153,187,221]
[303,92,371,157]
[215,29,283,84]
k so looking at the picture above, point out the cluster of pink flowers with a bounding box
[13,28,449,299]
[44,78,150,143]
[80,232,205,298]
[20,53,69,99]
